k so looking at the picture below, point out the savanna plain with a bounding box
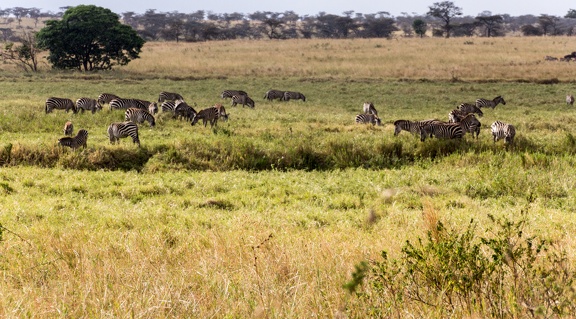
[2,37,576,318]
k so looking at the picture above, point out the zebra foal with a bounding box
[58,129,88,149]
[491,121,516,145]
[355,113,381,126]
[476,96,506,109]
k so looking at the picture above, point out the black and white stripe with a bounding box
[76,97,102,114]
[491,121,516,144]
[107,121,140,146]
[97,93,120,105]
[221,90,248,99]
[174,100,197,121]
[158,91,184,103]
[110,98,151,111]
[567,95,574,106]
[191,107,219,127]
[213,103,229,121]
[58,129,88,149]
[419,123,464,141]
[45,97,77,114]
[457,114,481,138]
[63,121,73,136]
[124,108,156,127]
[231,95,255,108]
[355,113,381,126]
[283,91,306,102]
[161,101,176,113]
[476,96,506,109]
[393,119,442,136]
[363,102,378,116]
[457,103,483,117]
[264,90,285,101]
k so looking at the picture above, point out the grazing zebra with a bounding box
[363,102,378,116]
[567,95,574,106]
[491,121,516,145]
[110,98,150,111]
[476,96,506,109]
[63,121,73,136]
[97,93,120,105]
[457,103,483,117]
[231,95,255,108]
[174,100,197,121]
[264,89,285,101]
[191,107,219,127]
[158,91,184,103]
[108,121,140,146]
[355,113,381,126]
[45,97,77,114]
[124,108,156,127]
[148,102,159,115]
[161,101,176,113]
[393,119,442,136]
[419,123,464,142]
[457,114,481,138]
[221,90,248,99]
[214,103,229,121]
[58,129,88,149]
[283,91,306,102]
[76,97,102,114]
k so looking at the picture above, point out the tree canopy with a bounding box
[427,1,463,38]
[36,5,145,71]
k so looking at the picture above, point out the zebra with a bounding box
[63,121,73,136]
[355,113,381,126]
[491,121,516,145]
[419,123,464,142]
[158,91,184,103]
[124,108,156,127]
[221,90,248,99]
[76,97,102,114]
[97,93,120,105]
[108,121,140,146]
[264,90,285,101]
[173,100,197,121]
[214,103,229,121]
[393,119,442,136]
[161,101,176,113]
[191,107,219,127]
[283,91,306,102]
[58,129,88,149]
[45,97,77,114]
[148,102,159,115]
[231,95,255,108]
[457,103,483,117]
[476,96,506,109]
[110,98,151,111]
[567,95,574,106]
[457,114,481,138]
[363,102,378,116]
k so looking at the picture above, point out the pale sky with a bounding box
[0,0,573,17]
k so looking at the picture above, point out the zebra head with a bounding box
[496,96,506,105]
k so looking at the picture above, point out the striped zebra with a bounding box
[457,114,481,138]
[158,91,184,103]
[45,97,77,114]
[97,93,120,105]
[283,91,306,102]
[63,121,73,136]
[264,89,285,101]
[491,121,516,144]
[191,107,219,127]
[161,101,176,113]
[476,96,506,109]
[457,103,483,117]
[355,113,381,126]
[174,100,197,121]
[110,98,151,111]
[567,94,574,106]
[58,129,88,149]
[419,122,464,142]
[393,119,442,136]
[221,90,248,99]
[107,121,140,146]
[214,103,229,121]
[231,95,255,108]
[148,102,159,115]
[76,97,102,114]
[124,108,156,127]
[363,102,378,116]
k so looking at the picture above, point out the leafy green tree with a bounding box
[427,1,463,38]
[36,5,145,71]
[412,19,428,37]
[565,9,576,19]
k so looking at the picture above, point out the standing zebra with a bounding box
[476,96,506,109]
[283,91,306,102]
[214,103,229,121]
[174,100,197,121]
[221,90,248,99]
[107,121,140,146]
[158,91,184,103]
[363,102,378,116]
[491,121,516,145]
[45,97,77,114]
[264,90,285,101]
[110,98,151,111]
[76,97,102,114]
[419,123,464,142]
[567,94,574,106]
[191,107,219,127]
[355,113,381,126]
[231,95,255,108]
[457,114,481,138]
[97,93,120,105]
[457,103,483,117]
[63,121,73,136]
[58,129,88,149]
[393,119,442,136]
[124,108,156,127]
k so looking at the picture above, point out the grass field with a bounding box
[1,37,576,318]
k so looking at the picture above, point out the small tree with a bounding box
[427,1,463,38]
[0,30,42,72]
[36,5,145,71]
[565,9,576,19]
[476,15,504,37]
[412,19,428,37]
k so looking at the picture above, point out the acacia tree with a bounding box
[36,5,145,71]
[0,30,42,72]
[427,1,462,38]
[476,15,504,37]
[412,19,428,37]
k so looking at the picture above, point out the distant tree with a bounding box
[0,30,42,72]
[412,19,428,37]
[0,28,13,42]
[27,8,42,27]
[521,24,543,36]
[162,19,184,42]
[452,22,478,36]
[427,1,463,38]
[565,9,576,19]
[36,5,145,71]
[361,16,398,38]
[475,15,504,37]
[263,18,284,39]
[538,14,561,35]
[11,7,29,25]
